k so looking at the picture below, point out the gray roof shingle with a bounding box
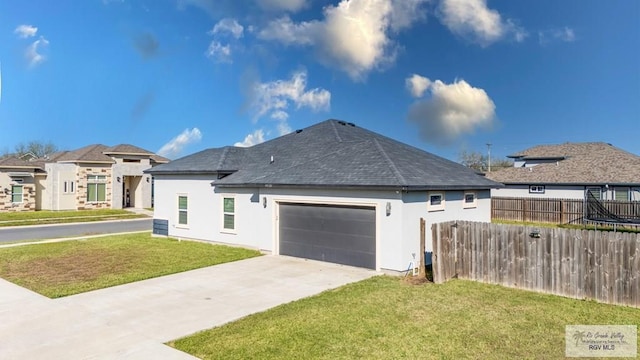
[486,142,640,185]
[147,120,501,190]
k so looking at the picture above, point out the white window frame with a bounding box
[63,181,76,194]
[586,187,602,200]
[427,192,445,212]
[11,185,23,203]
[177,194,188,227]
[463,192,477,209]
[614,187,630,201]
[221,196,236,233]
[529,185,545,194]
[86,175,107,202]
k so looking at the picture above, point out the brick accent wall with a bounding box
[0,184,36,212]
[76,166,112,210]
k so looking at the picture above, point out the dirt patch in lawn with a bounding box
[3,248,145,286]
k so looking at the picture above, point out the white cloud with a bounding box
[405,74,432,98]
[539,27,575,44]
[251,70,331,121]
[259,0,428,80]
[277,120,292,135]
[407,76,496,145]
[438,0,526,46]
[256,0,308,12]
[235,129,265,147]
[158,128,202,159]
[26,37,49,67]
[258,16,316,45]
[205,41,232,63]
[210,18,244,39]
[14,25,38,38]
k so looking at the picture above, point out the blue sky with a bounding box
[0,0,638,162]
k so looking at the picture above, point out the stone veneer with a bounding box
[76,166,112,210]
[0,184,36,212]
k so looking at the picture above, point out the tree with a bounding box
[459,150,513,172]
[14,141,59,159]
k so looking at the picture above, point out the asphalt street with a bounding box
[0,219,152,243]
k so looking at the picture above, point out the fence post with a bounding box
[522,198,528,222]
[419,218,426,278]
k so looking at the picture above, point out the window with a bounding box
[11,185,23,203]
[178,195,188,225]
[63,181,75,194]
[463,192,477,209]
[614,187,630,201]
[586,187,602,200]
[529,185,545,194]
[427,193,445,212]
[87,175,106,202]
[223,197,235,231]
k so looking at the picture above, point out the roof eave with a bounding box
[213,183,502,191]
[498,181,640,186]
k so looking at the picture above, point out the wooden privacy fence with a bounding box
[492,196,640,225]
[431,221,640,307]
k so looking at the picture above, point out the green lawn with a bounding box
[0,233,261,298]
[0,209,146,227]
[170,276,640,360]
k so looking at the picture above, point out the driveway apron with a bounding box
[0,256,377,359]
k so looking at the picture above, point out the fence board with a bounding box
[431,221,640,307]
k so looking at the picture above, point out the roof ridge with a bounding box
[329,120,343,142]
[372,138,406,186]
[216,147,230,169]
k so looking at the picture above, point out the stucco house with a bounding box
[486,142,640,201]
[0,144,168,212]
[146,120,502,273]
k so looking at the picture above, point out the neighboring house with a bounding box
[0,144,168,212]
[146,120,502,273]
[486,142,640,201]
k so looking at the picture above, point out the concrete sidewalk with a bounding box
[0,256,377,359]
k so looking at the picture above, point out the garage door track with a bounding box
[0,256,377,359]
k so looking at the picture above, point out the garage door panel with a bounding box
[279,203,376,269]
[280,229,375,253]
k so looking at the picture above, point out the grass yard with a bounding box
[0,209,146,227]
[170,276,640,360]
[0,233,261,298]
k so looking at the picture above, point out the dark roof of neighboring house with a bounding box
[486,142,640,185]
[147,119,502,190]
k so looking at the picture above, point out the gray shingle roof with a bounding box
[148,120,501,190]
[486,142,640,185]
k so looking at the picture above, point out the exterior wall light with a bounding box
[116,176,121,183]
[263,196,267,208]
[386,202,391,216]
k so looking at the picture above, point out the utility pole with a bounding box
[486,143,492,172]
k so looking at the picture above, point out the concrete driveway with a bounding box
[0,256,377,359]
